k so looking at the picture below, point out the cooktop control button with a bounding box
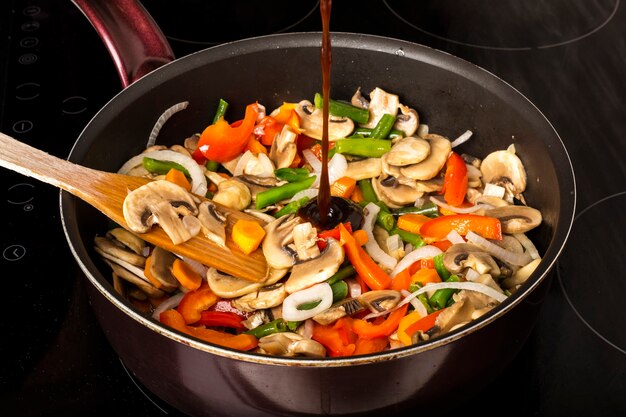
[16,82,40,100]
[12,120,33,134]
[3,245,26,262]
[62,96,88,115]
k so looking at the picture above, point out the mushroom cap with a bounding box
[480,148,527,196]
[386,136,431,166]
[285,238,345,294]
[372,175,423,208]
[295,100,355,141]
[483,205,542,233]
[360,87,400,129]
[269,124,298,169]
[123,180,198,234]
[262,214,302,270]
[393,104,419,137]
[400,134,452,180]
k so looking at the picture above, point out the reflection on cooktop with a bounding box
[557,192,626,353]
[384,0,619,50]
[142,0,319,45]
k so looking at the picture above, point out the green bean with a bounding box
[313,93,370,124]
[287,321,301,331]
[357,179,379,203]
[408,282,434,314]
[374,202,396,232]
[142,157,190,178]
[330,280,349,303]
[273,197,310,218]
[369,114,396,139]
[211,98,229,124]
[392,202,439,218]
[274,167,311,182]
[256,176,316,210]
[205,160,220,172]
[391,227,425,248]
[353,127,405,139]
[333,138,391,158]
[245,318,288,338]
[433,253,451,281]
[429,274,460,310]
[326,264,357,286]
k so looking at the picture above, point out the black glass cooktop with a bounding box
[1,1,624,416]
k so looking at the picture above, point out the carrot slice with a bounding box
[171,258,203,291]
[397,213,431,234]
[232,219,266,255]
[165,168,191,191]
[330,176,357,199]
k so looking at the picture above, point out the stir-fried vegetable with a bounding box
[95,86,545,358]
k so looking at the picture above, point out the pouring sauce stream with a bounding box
[317,0,332,226]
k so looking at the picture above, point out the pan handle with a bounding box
[71,0,175,88]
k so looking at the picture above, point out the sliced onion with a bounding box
[151,292,185,320]
[363,203,397,270]
[118,149,208,196]
[465,164,482,181]
[391,245,443,277]
[94,248,149,284]
[513,233,541,260]
[301,319,315,339]
[345,278,362,298]
[483,183,506,198]
[466,231,532,266]
[328,153,348,185]
[147,101,189,148]
[465,268,481,282]
[429,196,486,214]
[411,281,507,303]
[302,149,322,173]
[290,187,318,202]
[446,229,465,245]
[282,283,333,322]
[179,255,209,278]
[233,150,254,177]
[401,289,428,317]
[450,129,473,148]
[417,124,429,137]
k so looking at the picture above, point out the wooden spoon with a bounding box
[0,132,269,282]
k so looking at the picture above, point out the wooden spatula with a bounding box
[0,132,269,282]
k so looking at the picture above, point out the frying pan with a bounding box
[62,1,576,415]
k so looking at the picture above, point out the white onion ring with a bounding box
[513,233,541,260]
[118,149,208,196]
[391,245,443,277]
[289,187,318,202]
[401,289,428,317]
[410,281,507,303]
[282,283,334,322]
[465,268,481,282]
[302,149,322,173]
[233,150,254,177]
[446,229,465,245]
[466,231,532,266]
[147,101,189,148]
[151,292,185,320]
[429,196,486,214]
[345,278,362,298]
[363,203,397,270]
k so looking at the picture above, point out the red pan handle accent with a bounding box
[71,0,175,88]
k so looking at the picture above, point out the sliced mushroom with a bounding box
[241,152,275,178]
[360,87,399,129]
[147,246,179,292]
[294,100,355,141]
[393,104,419,137]
[360,289,402,313]
[502,258,541,290]
[344,158,382,181]
[372,175,423,208]
[94,236,146,267]
[443,243,501,277]
[101,259,165,298]
[232,283,288,312]
[212,178,251,211]
[312,297,365,325]
[269,124,298,169]
[234,174,280,202]
[400,134,451,180]
[385,136,431,166]
[257,332,326,357]
[285,238,345,293]
[206,266,287,298]
[480,146,527,201]
[123,180,199,244]
[351,87,369,109]
[183,133,200,153]
[262,214,302,270]
[483,205,542,233]
[427,298,475,337]
[197,201,228,248]
[106,227,146,256]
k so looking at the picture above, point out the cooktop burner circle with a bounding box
[384,0,619,50]
[557,192,626,354]
[142,0,319,46]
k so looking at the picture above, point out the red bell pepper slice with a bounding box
[317,222,352,250]
[312,318,357,357]
[177,283,219,325]
[420,214,502,241]
[353,336,389,355]
[352,304,409,339]
[339,223,391,290]
[440,151,468,206]
[197,311,246,330]
[404,309,444,339]
[160,309,258,351]
[197,102,259,163]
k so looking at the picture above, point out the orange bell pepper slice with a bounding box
[352,304,409,339]
[354,336,389,355]
[197,103,259,163]
[404,309,444,340]
[420,214,502,241]
[312,318,357,357]
[396,310,425,346]
[391,267,412,291]
[339,223,392,290]
[160,309,257,351]
[440,151,468,206]
[177,283,219,324]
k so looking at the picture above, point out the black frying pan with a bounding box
[60,1,575,415]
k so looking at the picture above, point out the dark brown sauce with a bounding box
[297,0,365,232]
[317,0,332,226]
